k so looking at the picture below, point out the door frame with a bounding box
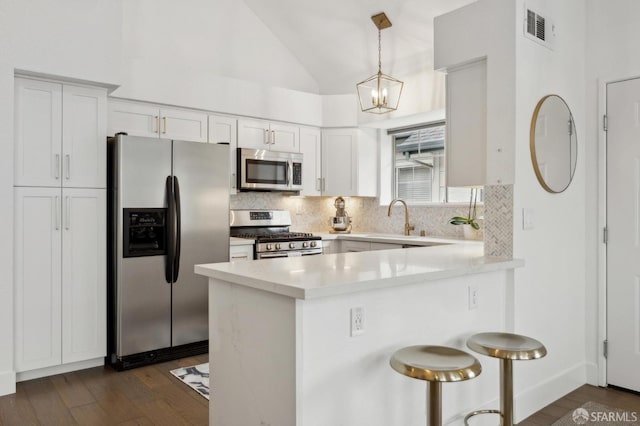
[597,73,640,387]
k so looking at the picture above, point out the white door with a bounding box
[14,187,62,372]
[607,77,640,392]
[61,188,106,364]
[299,126,322,196]
[270,122,299,152]
[14,78,62,187]
[208,114,238,193]
[322,129,357,196]
[160,107,208,143]
[62,85,107,188]
[108,100,161,138]
[238,118,270,149]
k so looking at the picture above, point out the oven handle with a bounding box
[258,252,289,259]
[287,160,293,188]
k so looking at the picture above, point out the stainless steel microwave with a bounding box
[237,148,303,191]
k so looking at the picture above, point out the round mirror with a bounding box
[530,95,577,193]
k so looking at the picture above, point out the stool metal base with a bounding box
[464,409,502,426]
[428,382,442,426]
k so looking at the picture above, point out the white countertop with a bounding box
[316,232,478,246]
[197,238,523,300]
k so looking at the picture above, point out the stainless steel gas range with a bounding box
[230,209,322,259]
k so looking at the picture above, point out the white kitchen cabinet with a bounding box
[321,128,377,197]
[230,243,254,261]
[108,100,208,143]
[14,78,107,188]
[369,242,401,251]
[341,240,371,252]
[299,126,322,196]
[238,118,299,152]
[446,59,487,187]
[208,115,238,194]
[14,187,106,372]
[321,239,341,254]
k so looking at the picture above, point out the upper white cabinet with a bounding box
[445,59,487,187]
[108,100,208,143]
[238,119,299,152]
[299,126,322,196]
[208,114,238,194]
[14,78,106,188]
[14,187,106,372]
[321,128,377,197]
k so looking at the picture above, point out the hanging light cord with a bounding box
[377,29,382,74]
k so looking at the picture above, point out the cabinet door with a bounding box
[14,187,62,372]
[209,115,238,193]
[108,100,160,138]
[14,78,62,187]
[342,240,370,252]
[238,119,270,149]
[269,122,299,152]
[62,85,107,188]
[160,107,208,143]
[322,129,358,196]
[229,244,254,261]
[61,188,106,364]
[299,126,322,196]
[370,242,400,251]
[446,59,487,187]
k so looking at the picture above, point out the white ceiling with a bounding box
[243,0,476,95]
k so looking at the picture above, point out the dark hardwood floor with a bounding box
[1,359,639,425]
[0,354,209,426]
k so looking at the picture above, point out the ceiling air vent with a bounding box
[524,6,555,50]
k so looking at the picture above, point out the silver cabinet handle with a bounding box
[264,129,270,144]
[55,154,60,179]
[55,196,60,230]
[65,155,70,180]
[162,117,167,134]
[65,196,70,230]
[231,254,249,260]
[154,116,159,133]
[271,130,275,144]
[231,173,236,189]
[316,178,321,191]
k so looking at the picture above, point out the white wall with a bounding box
[0,0,123,396]
[584,0,640,386]
[434,0,588,421]
[512,0,588,417]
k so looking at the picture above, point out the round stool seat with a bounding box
[467,332,547,360]
[390,345,482,382]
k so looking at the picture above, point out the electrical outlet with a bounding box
[350,307,365,336]
[468,285,479,310]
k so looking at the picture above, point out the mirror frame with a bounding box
[530,94,577,193]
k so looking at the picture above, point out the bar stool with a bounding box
[390,345,482,426]
[464,332,547,426]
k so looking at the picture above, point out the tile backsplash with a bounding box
[231,186,514,257]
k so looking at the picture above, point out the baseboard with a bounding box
[0,370,16,396]
[514,362,587,422]
[16,357,104,382]
[585,361,600,385]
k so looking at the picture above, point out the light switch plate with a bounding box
[523,208,535,230]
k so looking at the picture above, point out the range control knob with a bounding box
[310,241,317,248]
[302,241,309,248]
[266,243,273,251]
[275,243,282,250]
[289,242,296,249]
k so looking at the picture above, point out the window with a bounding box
[391,122,482,204]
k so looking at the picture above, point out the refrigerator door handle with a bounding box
[173,176,182,282]
[165,175,174,284]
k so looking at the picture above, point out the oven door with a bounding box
[238,148,303,191]
[256,249,322,260]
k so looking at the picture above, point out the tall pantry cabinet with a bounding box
[13,77,107,376]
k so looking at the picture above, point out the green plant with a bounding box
[448,188,480,230]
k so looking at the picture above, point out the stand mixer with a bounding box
[328,196,352,233]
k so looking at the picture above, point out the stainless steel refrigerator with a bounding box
[107,134,229,369]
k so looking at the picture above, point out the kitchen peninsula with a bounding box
[195,242,523,426]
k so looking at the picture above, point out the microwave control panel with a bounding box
[292,162,302,185]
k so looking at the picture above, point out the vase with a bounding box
[462,224,482,240]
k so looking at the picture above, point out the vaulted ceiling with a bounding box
[243,0,476,95]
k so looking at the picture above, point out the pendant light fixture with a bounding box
[356,12,404,114]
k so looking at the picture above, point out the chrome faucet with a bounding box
[387,198,415,236]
